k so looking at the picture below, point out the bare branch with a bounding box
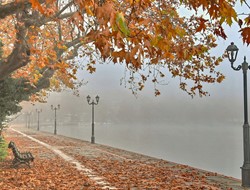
[55,0,75,18]
[243,0,250,10]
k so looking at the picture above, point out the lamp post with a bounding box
[51,104,60,135]
[226,42,250,187]
[27,112,31,128]
[86,95,100,144]
[36,109,42,131]
[25,113,28,128]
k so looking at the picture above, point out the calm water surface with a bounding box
[39,121,242,179]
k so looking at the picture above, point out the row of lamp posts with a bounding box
[34,105,60,135]
[26,95,99,144]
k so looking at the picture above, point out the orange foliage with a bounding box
[0,0,248,98]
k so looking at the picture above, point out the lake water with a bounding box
[37,120,242,179]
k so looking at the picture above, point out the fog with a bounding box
[14,23,250,179]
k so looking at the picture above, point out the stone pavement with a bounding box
[1,124,249,190]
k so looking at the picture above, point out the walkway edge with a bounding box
[10,128,117,190]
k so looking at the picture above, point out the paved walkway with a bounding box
[1,125,248,190]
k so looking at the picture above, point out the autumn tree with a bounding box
[0,40,33,132]
[0,0,248,103]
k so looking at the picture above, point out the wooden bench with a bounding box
[8,141,34,168]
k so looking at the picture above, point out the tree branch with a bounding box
[55,0,75,18]
[243,0,250,10]
[0,11,30,81]
[0,1,31,19]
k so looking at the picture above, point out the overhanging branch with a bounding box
[0,1,31,19]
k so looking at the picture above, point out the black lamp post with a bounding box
[36,109,42,131]
[226,42,250,187]
[87,95,100,144]
[51,104,60,135]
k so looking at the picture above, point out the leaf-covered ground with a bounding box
[0,126,243,190]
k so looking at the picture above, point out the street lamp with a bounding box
[51,104,60,135]
[36,109,42,131]
[226,42,250,187]
[25,113,28,128]
[26,112,31,128]
[86,95,100,144]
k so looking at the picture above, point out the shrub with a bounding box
[0,136,8,161]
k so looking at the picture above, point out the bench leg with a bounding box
[12,160,20,168]
[12,159,31,168]
[23,160,31,168]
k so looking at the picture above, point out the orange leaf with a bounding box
[240,27,250,45]
[196,18,208,32]
[29,0,44,13]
